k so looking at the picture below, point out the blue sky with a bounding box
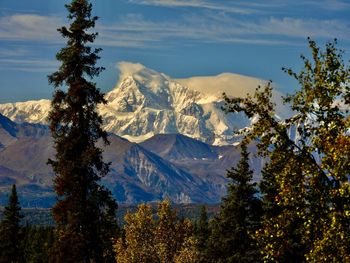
[0,0,350,103]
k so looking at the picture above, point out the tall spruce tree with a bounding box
[206,144,262,263]
[47,1,117,262]
[0,184,23,263]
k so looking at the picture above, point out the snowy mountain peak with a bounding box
[106,62,201,112]
[0,62,282,145]
[99,62,247,145]
[117,61,169,93]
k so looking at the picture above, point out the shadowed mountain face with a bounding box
[139,134,262,197]
[0,64,280,207]
[0,114,53,207]
[140,134,218,160]
[101,134,217,204]
[0,114,253,207]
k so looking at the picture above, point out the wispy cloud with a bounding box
[128,0,350,14]
[0,47,30,57]
[303,0,350,11]
[0,58,59,72]
[0,12,349,51]
[237,17,349,39]
[127,0,257,14]
[97,13,350,48]
[0,14,62,42]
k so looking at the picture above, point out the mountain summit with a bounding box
[0,62,276,145]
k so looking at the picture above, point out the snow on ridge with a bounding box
[0,99,51,124]
[0,62,287,146]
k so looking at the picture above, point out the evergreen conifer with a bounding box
[195,205,209,263]
[207,144,262,263]
[0,184,23,263]
[47,1,118,262]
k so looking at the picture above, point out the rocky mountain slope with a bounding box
[0,114,256,207]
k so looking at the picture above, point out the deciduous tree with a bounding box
[114,204,156,263]
[223,38,350,261]
[114,200,199,263]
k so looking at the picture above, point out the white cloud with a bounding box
[235,17,349,39]
[0,14,63,42]
[0,15,63,72]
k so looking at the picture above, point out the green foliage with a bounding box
[283,39,350,262]
[47,0,118,262]
[21,225,55,263]
[0,185,23,263]
[206,144,262,263]
[223,38,350,261]
[0,188,54,263]
[194,206,209,262]
[257,153,307,262]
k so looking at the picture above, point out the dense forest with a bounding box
[1,0,350,262]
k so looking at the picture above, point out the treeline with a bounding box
[0,208,55,226]
[0,204,219,226]
[0,186,55,262]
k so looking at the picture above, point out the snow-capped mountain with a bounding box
[0,62,279,145]
[0,63,287,206]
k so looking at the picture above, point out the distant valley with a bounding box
[0,113,264,207]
